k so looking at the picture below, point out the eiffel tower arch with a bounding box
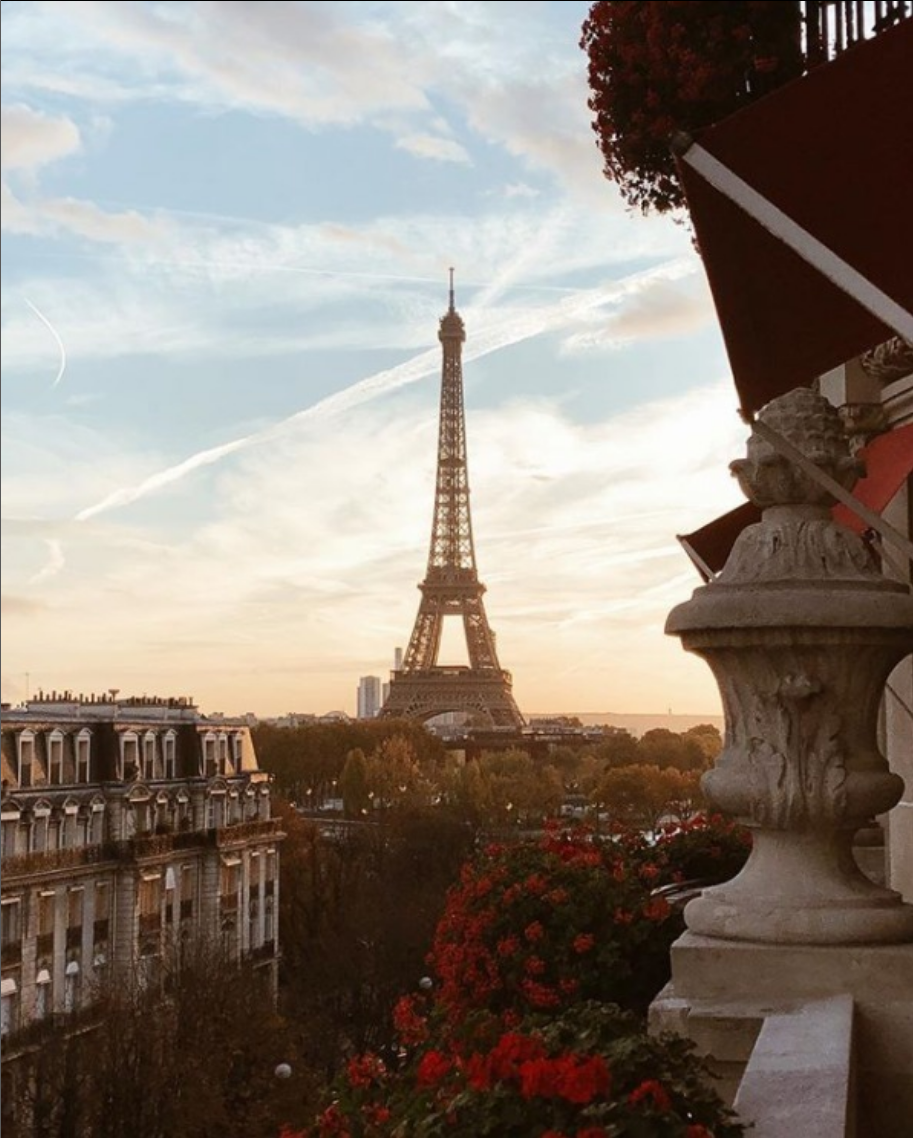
[380,273,524,729]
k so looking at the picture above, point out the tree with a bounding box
[340,747,371,817]
[591,729,640,769]
[685,723,723,764]
[596,764,689,835]
[638,728,706,772]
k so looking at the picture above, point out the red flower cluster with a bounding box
[428,828,677,1022]
[581,1,805,213]
[629,1078,672,1111]
[392,994,429,1045]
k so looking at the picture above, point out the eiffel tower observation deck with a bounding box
[380,273,524,729]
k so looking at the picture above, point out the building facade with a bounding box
[0,692,282,1048]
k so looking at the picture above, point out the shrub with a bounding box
[429,825,679,1022]
[306,1001,744,1137]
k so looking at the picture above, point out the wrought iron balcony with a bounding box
[805,0,911,65]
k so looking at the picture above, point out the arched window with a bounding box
[47,731,65,785]
[76,730,92,783]
[17,731,35,789]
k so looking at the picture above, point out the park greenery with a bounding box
[6,721,747,1136]
[253,719,722,834]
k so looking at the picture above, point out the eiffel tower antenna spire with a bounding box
[380,275,524,728]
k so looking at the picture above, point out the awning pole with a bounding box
[678,140,913,341]
[676,535,716,582]
[747,414,913,563]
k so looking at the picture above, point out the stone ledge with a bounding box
[669,933,913,1009]
[733,995,855,1138]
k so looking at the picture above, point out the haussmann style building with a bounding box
[0,691,282,1053]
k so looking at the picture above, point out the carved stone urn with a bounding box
[667,388,913,944]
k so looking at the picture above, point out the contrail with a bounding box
[74,257,696,523]
[24,297,67,387]
[30,539,65,584]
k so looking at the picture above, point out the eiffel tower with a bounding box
[380,272,524,728]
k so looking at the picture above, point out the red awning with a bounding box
[680,423,913,578]
[676,19,913,414]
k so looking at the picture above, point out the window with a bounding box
[89,800,105,845]
[264,896,275,945]
[143,733,157,781]
[37,892,55,957]
[233,734,244,768]
[163,732,177,780]
[31,803,51,853]
[64,962,80,1013]
[48,731,65,785]
[67,888,84,949]
[35,970,51,1020]
[17,732,34,788]
[1,901,21,965]
[217,734,229,775]
[94,882,111,953]
[138,876,162,947]
[220,862,239,911]
[203,734,217,778]
[0,814,19,858]
[208,794,225,830]
[180,864,196,922]
[248,897,260,950]
[1,979,18,1036]
[120,732,139,779]
[76,730,92,783]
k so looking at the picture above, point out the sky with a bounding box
[0,0,752,719]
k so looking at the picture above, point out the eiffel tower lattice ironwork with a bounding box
[380,272,524,728]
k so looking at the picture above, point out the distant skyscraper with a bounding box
[394,647,404,673]
[356,676,382,719]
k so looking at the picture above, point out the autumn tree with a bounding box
[340,747,371,817]
[595,764,693,835]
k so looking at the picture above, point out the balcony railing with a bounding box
[805,0,911,66]
[0,819,281,875]
[214,818,282,847]
[1,843,118,877]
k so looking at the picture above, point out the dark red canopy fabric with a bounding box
[680,423,913,578]
[676,18,913,414]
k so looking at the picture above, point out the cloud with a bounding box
[0,104,81,171]
[563,275,716,351]
[1,380,743,714]
[20,0,432,127]
[502,182,540,199]
[70,256,699,522]
[1,594,49,618]
[395,133,471,165]
[29,539,65,584]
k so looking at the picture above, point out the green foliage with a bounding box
[253,720,446,800]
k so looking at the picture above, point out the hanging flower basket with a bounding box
[581,1,805,214]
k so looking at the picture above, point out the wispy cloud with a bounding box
[73,257,698,522]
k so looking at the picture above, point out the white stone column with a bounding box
[667,389,913,945]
